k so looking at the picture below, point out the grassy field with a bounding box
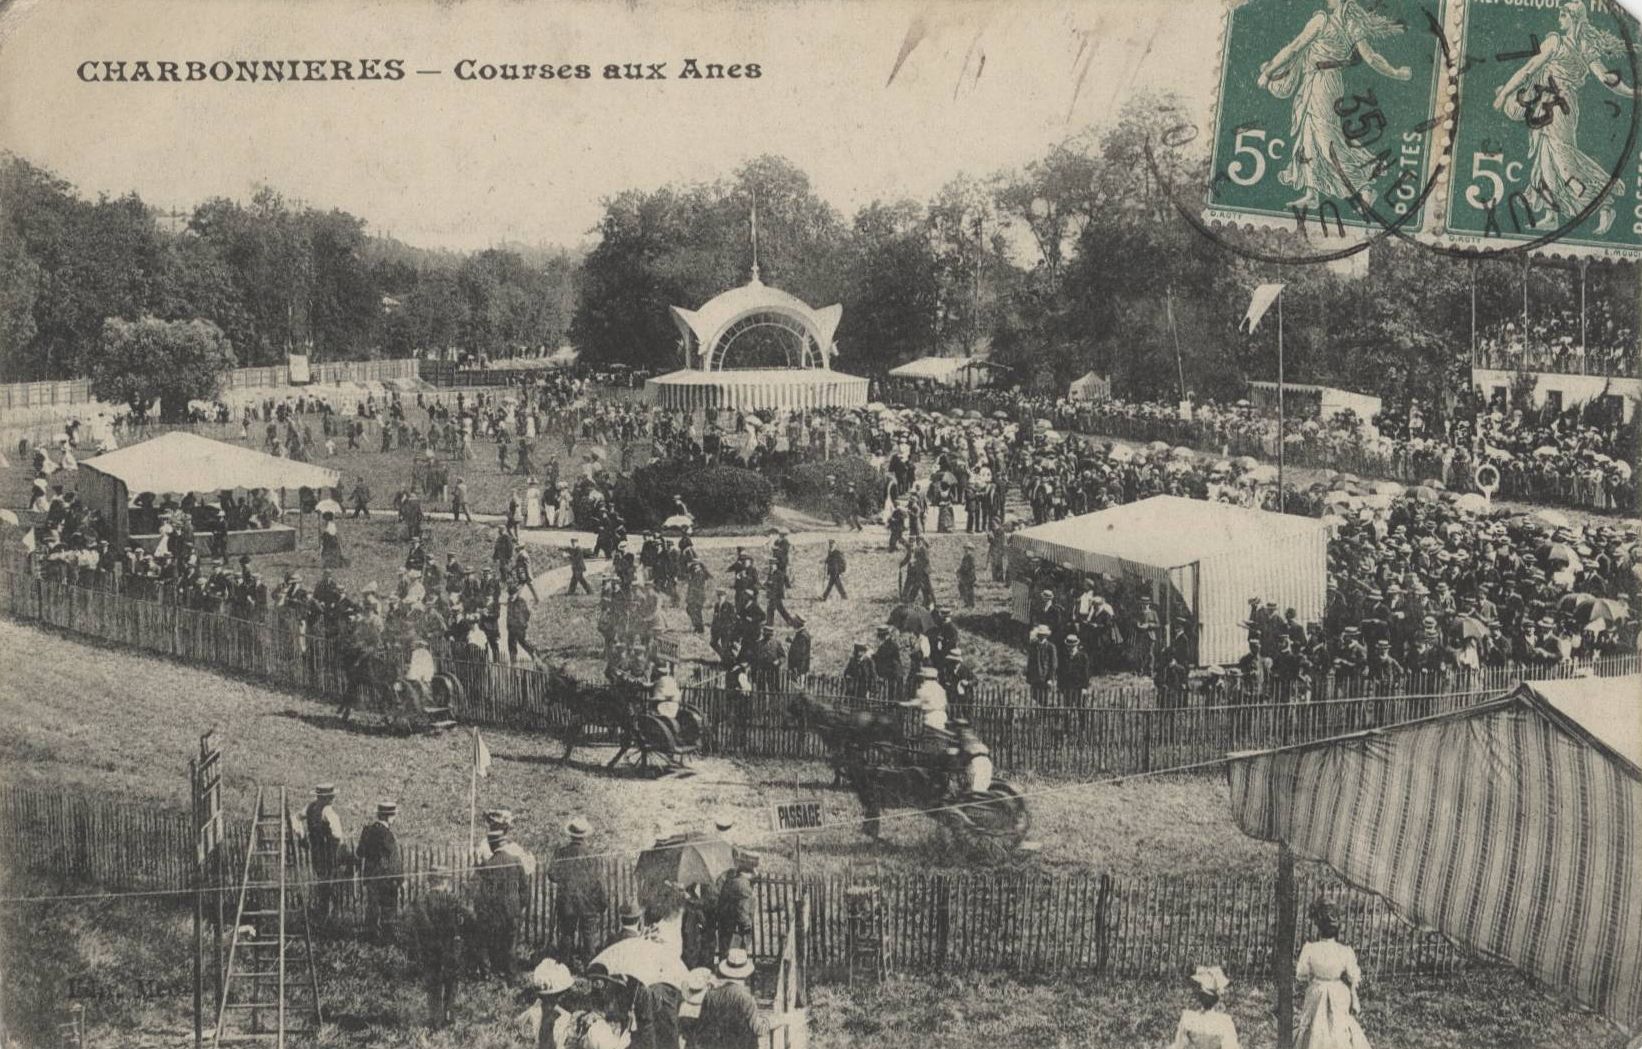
[2,896,1624,1049]
[0,617,1269,880]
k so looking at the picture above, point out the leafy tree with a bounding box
[86,316,235,421]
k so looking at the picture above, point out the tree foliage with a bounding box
[86,316,236,420]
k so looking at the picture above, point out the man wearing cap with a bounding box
[475,823,534,974]
[303,784,343,929]
[695,948,767,1049]
[785,617,812,679]
[872,626,906,702]
[1025,624,1059,706]
[356,800,403,942]
[904,666,949,735]
[715,854,759,961]
[841,641,876,700]
[549,817,608,968]
[515,958,576,1048]
[1058,633,1092,703]
[939,647,976,706]
[808,539,846,606]
[405,864,471,1029]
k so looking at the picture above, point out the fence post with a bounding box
[1274,842,1296,1049]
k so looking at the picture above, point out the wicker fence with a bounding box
[1,783,1465,981]
[6,568,1636,777]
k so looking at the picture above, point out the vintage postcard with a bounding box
[0,1,1638,1048]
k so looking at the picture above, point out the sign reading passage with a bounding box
[771,799,823,833]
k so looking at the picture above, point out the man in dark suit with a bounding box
[405,865,470,1029]
[303,783,342,930]
[356,800,402,942]
[548,817,608,968]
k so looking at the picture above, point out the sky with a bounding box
[0,0,1220,252]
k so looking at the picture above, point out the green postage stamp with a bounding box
[1438,0,1641,259]
[1206,0,1448,236]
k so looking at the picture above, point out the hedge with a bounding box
[615,462,774,529]
[778,456,885,518]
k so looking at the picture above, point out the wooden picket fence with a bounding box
[5,566,1635,777]
[1,783,1465,980]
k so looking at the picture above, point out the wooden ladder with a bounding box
[214,786,323,1046]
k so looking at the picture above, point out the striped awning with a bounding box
[1227,677,1642,1033]
[644,368,869,411]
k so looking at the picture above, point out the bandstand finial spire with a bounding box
[750,192,761,284]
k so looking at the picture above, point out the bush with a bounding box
[614,462,773,529]
[779,456,885,518]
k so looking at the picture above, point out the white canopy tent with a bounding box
[1009,496,1328,665]
[79,432,339,546]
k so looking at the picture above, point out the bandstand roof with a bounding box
[81,431,341,494]
[670,277,843,370]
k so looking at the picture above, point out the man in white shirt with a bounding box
[905,666,948,734]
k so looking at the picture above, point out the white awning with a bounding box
[80,431,341,495]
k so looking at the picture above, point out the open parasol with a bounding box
[313,498,343,515]
[1557,593,1630,624]
[1451,615,1490,643]
[1407,485,1440,503]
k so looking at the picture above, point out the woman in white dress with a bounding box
[1165,965,1240,1049]
[526,483,544,529]
[1294,900,1370,1049]
[556,484,574,529]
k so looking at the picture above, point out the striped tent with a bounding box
[1227,676,1642,1034]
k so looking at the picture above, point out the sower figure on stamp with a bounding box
[1255,0,1412,211]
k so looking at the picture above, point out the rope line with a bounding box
[0,752,1236,905]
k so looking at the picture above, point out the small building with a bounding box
[886,356,1009,390]
[1246,382,1382,424]
[1008,496,1328,667]
[1068,370,1112,402]
[77,432,340,553]
[1471,366,1640,423]
[1228,675,1642,1035]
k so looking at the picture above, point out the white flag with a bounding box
[474,729,492,779]
[1241,283,1285,333]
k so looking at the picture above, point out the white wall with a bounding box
[1472,369,1640,423]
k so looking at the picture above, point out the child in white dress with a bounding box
[1295,899,1370,1049]
[1165,965,1240,1049]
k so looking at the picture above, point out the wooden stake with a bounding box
[1275,841,1296,1049]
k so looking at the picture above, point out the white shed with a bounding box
[1068,370,1112,402]
[1008,496,1329,667]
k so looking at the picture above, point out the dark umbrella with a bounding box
[633,834,735,907]
[1451,615,1490,642]
[1557,593,1630,624]
[889,603,936,634]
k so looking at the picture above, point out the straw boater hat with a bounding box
[377,800,397,817]
[531,958,575,997]
[681,968,714,1007]
[314,783,336,799]
[566,817,591,841]
[1190,965,1230,1000]
[718,947,755,980]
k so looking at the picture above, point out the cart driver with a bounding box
[650,659,682,723]
[953,721,993,796]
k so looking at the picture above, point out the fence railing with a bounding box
[0,782,1466,981]
[6,568,1635,777]
[1474,346,1640,379]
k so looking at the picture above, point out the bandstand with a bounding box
[643,256,868,411]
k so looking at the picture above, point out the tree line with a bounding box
[0,154,577,387]
[3,88,1633,418]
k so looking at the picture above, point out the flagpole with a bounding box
[469,728,479,861]
[1276,293,1285,515]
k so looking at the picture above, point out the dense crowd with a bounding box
[879,383,1638,513]
[1475,308,1638,377]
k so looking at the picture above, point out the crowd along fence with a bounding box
[874,385,1638,515]
[1,781,1466,983]
[4,567,1636,778]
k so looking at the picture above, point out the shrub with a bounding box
[778,456,885,518]
[615,462,773,529]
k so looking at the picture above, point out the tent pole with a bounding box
[1275,840,1296,1049]
[1267,840,1293,1049]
